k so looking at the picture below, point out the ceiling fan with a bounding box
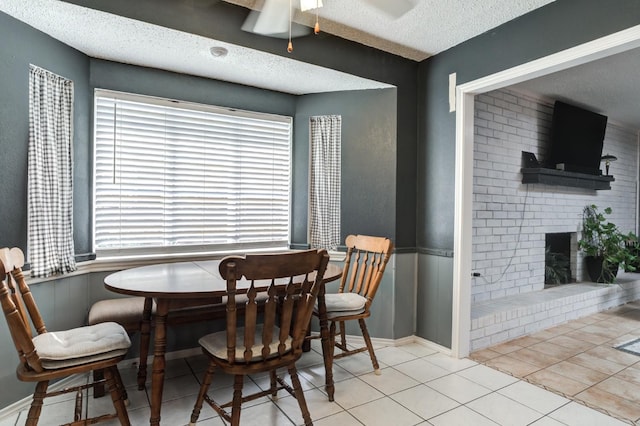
[241,0,417,51]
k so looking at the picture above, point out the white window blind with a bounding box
[94,90,292,256]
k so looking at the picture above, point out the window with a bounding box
[93,90,292,256]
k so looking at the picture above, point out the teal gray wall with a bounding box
[415,0,640,346]
[0,10,405,408]
[4,0,640,409]
[0,11,91,255]
[62,0,419,250]
[393,253,417,338]
[416,254,453,347]
[293,89,397,245]
[418,0,640,249]
[0,8,415,254]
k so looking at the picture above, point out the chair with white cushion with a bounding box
[0,247,131,425]
[88,295,239,396]
[319,235,393,375]
[189,249,329,426]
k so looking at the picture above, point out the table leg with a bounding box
[317,285,335,401]
[149,299,169,426]
[138,297,153,390]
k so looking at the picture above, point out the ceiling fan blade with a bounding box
[243,0,290,35]
[241,0,313,39]
[364,0,416,18]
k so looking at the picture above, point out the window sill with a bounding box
[26,246,344,285]
[327,250,346,262]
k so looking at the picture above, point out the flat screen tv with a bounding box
[547,100,608,175]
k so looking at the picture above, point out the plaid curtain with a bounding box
[28,65,76,277]
[309,115,341,250]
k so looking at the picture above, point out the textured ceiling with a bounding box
[0,0,556,95]
[2,0,638,129]
[0,0,392,95]
[513,48,640,129]
[227,0,556,61]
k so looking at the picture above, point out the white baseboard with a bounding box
[0,388,41,421]
[411,336,453,357]
[309,333,451,356]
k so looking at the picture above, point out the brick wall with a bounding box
[472,89,638,303]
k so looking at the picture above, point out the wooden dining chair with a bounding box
[0,247,131,425]
[317,235,393,375]
[88,294,245,396]
[189,249,329,426]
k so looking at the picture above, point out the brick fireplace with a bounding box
[469,88,639,351]
[471,88,637,304]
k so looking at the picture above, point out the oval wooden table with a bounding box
[105,258,342,426]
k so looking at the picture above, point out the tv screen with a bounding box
[547,101,608,175]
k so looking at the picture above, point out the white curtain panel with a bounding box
[309,115,341,250]
[28,65,76,277]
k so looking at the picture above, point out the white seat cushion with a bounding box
[199,325,292,362]
[318,293,367,319]
[32,322,131,369]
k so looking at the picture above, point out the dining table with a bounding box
[104,257,343,426]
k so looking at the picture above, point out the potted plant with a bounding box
[578,205,638,283]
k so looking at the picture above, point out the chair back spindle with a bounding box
[339,235,393,308]
[219,250,329,366]
[314,235,393,378]
[190,249,329,426]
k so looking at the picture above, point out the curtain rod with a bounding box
[29,64,72,82]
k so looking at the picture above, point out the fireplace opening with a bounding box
[545,232,573,287]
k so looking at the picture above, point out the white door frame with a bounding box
[451,24,640,358]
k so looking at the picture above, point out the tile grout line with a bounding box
[471,351,636,425]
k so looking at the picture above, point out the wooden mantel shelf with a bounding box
[521,167,614,190]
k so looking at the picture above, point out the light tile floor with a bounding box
[1,337,630,425]
[470,301,640,425]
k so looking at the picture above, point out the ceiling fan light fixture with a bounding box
[300,0,322,12]
[252,0,323,52]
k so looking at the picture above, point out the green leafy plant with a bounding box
[545,246,571,285]
[624,239,640,272]
[578,205,638,283]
